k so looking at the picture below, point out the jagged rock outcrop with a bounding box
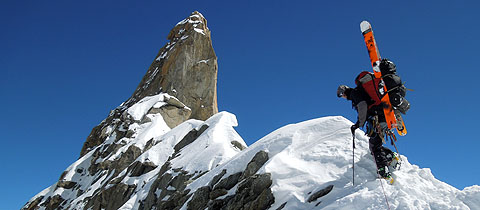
[185,150,274,210]
[127,10,218,121]
[79,11,217,157]
[307,184,334,206]
[22,11,232,210]
[23,109,248,210]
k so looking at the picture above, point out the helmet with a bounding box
[337,85,349,98]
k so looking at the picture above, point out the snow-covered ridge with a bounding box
[117,111,246,209]
[22,91,245,209]
[127,93,188,121]
[183,116,479,209]
[23,94,480,209]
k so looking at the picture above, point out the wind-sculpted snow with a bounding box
[24,108,479,209]
[176,116,479,209]
[252,116,479,209]
[184,116,479,210]
[22,91,246,209]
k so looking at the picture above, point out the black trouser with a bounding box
[369,133,393,169]
[367,115,393,169]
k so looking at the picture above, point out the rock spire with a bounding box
[127,11,218,121]
[79,11,218,157]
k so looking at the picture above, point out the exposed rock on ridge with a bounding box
[22,107,480,210]
[22,11,232,210]
[79,11,218,157]
[127,11,218,121]
[23,110,248,210]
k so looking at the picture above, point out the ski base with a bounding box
[360,20,407,136]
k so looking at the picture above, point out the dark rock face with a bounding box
[128,161,157,177]
[188,186,212,210]
[142,150,273,210]
[43,195,64,210]
[186,150,274,210]
[231,140,247,150]
[242,150,269,179]
[140,161,194,210]
[209,169,227,188]
[307,184,334,204]
[24,196,44,210]
[223,173,274,210]
[174,124,209,153]
[85,183,137,210]
[214,172,242,192]
[56,181,76,190]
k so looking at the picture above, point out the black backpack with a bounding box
[379,59,410,114]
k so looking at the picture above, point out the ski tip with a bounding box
[360,21,371,33]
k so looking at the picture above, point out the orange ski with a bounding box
[360,21,407,136]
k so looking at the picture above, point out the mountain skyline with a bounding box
[2,1,480,209]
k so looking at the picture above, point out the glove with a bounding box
[351,124,358,135]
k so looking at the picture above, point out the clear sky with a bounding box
[2,1,479,209]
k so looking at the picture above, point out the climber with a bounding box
[337,85,398,180]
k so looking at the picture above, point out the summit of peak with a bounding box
[169,11,209,40]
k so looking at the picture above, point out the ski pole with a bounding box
[352,132,355,185]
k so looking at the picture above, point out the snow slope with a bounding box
[183,116,480,209]
[24,93,479,209]
[23,93,247,210]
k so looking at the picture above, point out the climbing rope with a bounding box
[372,153,392,210]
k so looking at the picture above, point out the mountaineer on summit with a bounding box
[337,83,400,180]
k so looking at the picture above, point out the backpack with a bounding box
[379,59,410,114]
[355,71,386,109]
[356,59,410,114]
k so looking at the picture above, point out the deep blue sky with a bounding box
[2,1,479,209]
